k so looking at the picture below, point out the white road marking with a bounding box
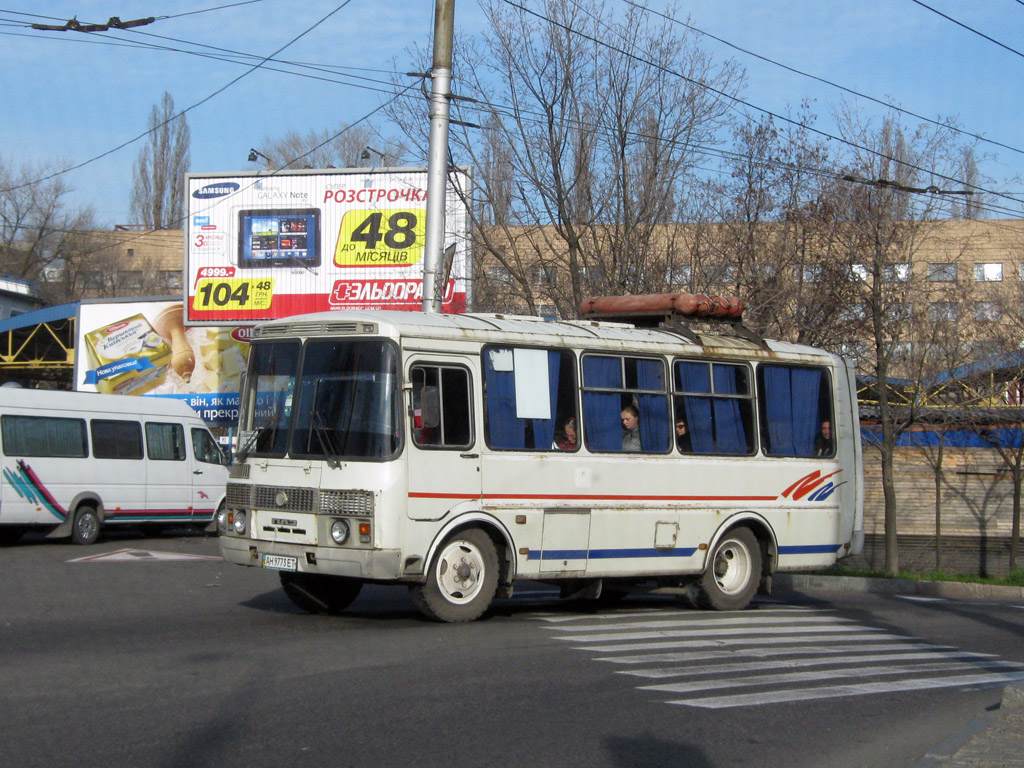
[68,548,222,563]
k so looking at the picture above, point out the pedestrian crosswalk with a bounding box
[531,605,1024,709]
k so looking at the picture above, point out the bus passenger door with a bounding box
[406,358,481,521]
[144,422,193,523]
[189,427,229,522]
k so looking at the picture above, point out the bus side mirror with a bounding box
[420,385,440,428]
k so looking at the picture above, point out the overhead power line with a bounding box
[911,0,1024,61]
[619,0,1024,160]
[501,0,1024,211]
[0,0,356,195]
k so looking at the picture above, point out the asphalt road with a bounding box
[2,531,1022,768]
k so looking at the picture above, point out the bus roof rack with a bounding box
[578,292,768,348]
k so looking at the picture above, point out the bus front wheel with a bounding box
[689,526,761,611]
[411,528,499,623]
[279,572,363,615]
[71,506,100,545]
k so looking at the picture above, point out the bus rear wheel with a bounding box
[689,526,761,611]
[411,528,499,623]
[71,506,100,545]
[279,572,363,615]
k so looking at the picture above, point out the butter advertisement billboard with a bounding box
[74,299,249,426]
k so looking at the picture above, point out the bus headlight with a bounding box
[331,519,350,545]
[216,508,229,534]
[233,510,247,536]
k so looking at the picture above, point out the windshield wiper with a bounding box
[311,411,342,469]
[236,412,277,463]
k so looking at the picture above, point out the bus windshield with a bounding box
[243,339,400,460]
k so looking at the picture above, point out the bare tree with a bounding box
[253,123,404,170]
[130,92,190,229]
[0,158,96,302]
[389,0,743,317]
[826,107,979,574]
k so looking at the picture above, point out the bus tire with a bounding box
[279,572,363,615]
[411,528,499,623]
[71,506,100,546]
[690,526,761,611]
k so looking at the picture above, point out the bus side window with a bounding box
[411,364,472,449]
[482,346,577,451]
[757,364,833,458]
[91,420,144,460]
[192,428,226,465]
[146,422,187,461]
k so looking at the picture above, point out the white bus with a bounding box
[0,388,229,545]
[219,296,863,621]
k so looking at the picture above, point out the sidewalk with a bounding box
[774,574,1024,767]
[914,683,1024,768]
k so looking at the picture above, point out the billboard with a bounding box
[184,167,471,324]
[74,299,249,426]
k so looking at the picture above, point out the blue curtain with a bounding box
[712,364,747,454]
[636,359,669,451]
[762,365,821,456]
[792,368,822,455]
[677,362,714,453]
[582,356,621,451]
[531,351,561,449]
[484,351,525,449]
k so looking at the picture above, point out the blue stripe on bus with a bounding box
[527,544,839,560]
[778,544,843,554]
[528,547,698,561]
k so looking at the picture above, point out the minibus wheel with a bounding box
[688,526,760,611]
[71,506,100,546]
[411,528,499,623]
[279,572,363,615]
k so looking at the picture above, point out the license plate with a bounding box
[262,554,298,572]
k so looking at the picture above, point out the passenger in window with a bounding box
[621,406,641,452]
[675,418,692,452]
[814,420,833,456]
[555,417,577,450]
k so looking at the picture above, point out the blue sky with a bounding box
[1,0,1022,225]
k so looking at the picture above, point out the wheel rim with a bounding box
[434,539,486,604]
[712,536,753,595]
[77,512,98,541]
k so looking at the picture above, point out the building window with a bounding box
[974,302,1003,322]
[883,263,911,282]
[119,270,143,290]
[1019,263,1024,282]
[928,263,957,282]
[665,264,692,286]
[801,264,823,283]
[705,264,735,284]
[929,302,958,322]
[974,263,1003,282]
[487,267,513,284]
[885,342,913,362]
[160,270,183,290]
[530,266,557,287]
[839,302,868,322]
[972,340,1003,360]
[848,264,870,282]
[892,302,914,321]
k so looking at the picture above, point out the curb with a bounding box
[773,573,1024,601]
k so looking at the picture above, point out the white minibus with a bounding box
[219,295,863,621]
[0,388,229,545]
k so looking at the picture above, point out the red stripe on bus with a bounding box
[409,492,778,502]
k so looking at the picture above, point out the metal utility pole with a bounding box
[421,0,454,314]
